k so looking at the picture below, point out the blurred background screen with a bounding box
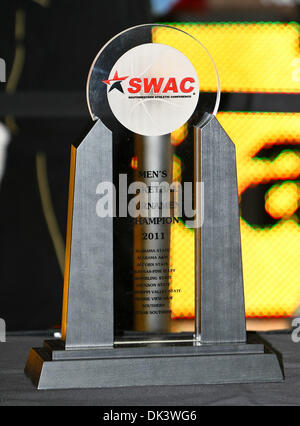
[0,0,299,333]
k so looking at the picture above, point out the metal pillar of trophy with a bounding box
[25,24,283,389]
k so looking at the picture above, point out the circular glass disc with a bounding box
[87,24,220,136]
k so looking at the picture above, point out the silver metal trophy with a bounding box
[25,24,283,389]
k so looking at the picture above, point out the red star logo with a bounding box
[102,71,128,86]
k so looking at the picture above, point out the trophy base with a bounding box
[25,333,283,389]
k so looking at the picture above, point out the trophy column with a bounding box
[197,115,246,344]
[133,134,173,334]
[61,120,114,349]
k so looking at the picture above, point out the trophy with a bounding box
[25,24,283,389]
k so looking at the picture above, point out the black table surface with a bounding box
[0,332,299,406]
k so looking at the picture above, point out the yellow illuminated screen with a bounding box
[170,112,300,319]
[154,22,300,93]
[153,22,300,319]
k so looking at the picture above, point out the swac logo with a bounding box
[128,77,195,95]
[103,43,199,136]
[102,72,195,96]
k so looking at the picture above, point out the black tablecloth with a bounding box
[0,333,299,406]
